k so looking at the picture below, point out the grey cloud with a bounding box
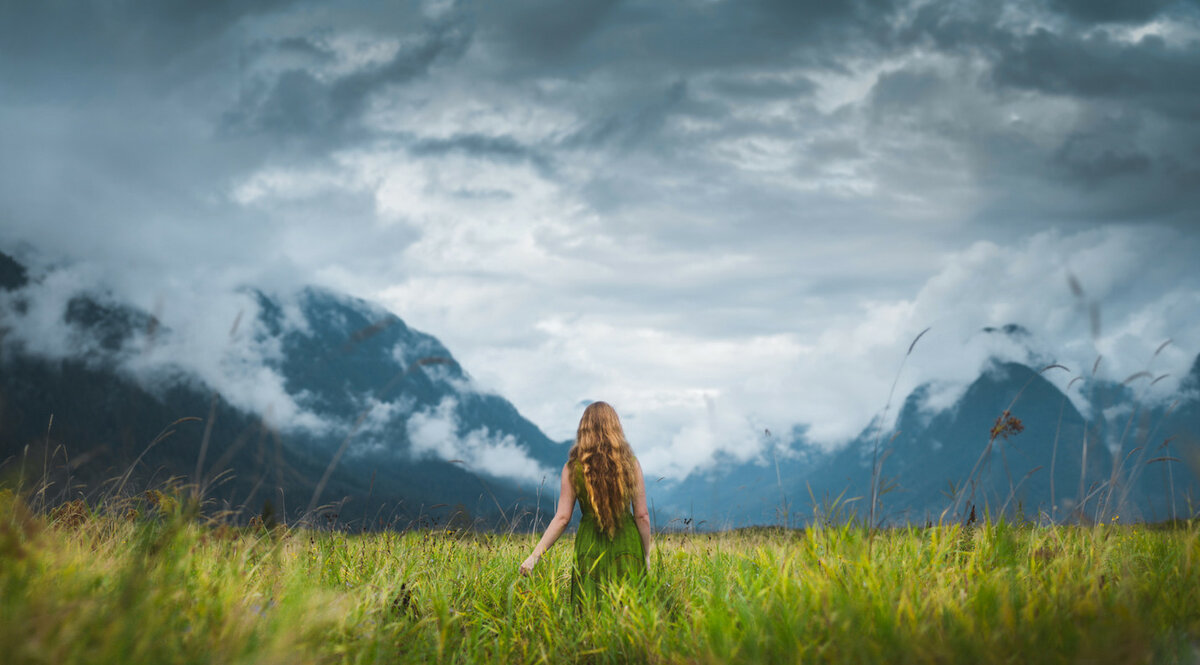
[751,0,895,39]
[680,0,898,66]
[893,5,1200,121]
[804,136,865,162]
[1045,0,1183,24]
[409,134,551,172]
[1053,125,1153,185]
[0,0,297,88]
[479,0,620,60]
[991,31,1200,120]
[867,4,1200,225]
[893,2,1009,53]
[223,69,336,138]
[869,68,947,110]
[564,79,690,150]
[274,36,337,60]
[446,188,514,202]
[222,18,473,143]
[707,74,819,100]
[480,0,900,82]
[0,0,448,292]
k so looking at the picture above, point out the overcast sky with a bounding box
[3,0,1199,479]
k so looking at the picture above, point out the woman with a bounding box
[518,401,652,598]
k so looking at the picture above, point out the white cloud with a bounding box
[357,394,417,434]
[365,70,579,144]
[0,258,329,433]
[388,225,1200,483]
[406,395,551,484]
[0,261,109,362]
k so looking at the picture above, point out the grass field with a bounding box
[2,489,1198,664]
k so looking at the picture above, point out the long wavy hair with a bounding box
[567,401,637,537]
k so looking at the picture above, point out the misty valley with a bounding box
[1,249,1196,531]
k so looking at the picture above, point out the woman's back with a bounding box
[570,460,646,600]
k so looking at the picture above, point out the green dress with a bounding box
[571,463,647,602]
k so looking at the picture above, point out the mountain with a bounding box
[0,251,565,529]
[253,287,564,469]
[658,357,1200,527]
[825,362,1109,524]
[5,247,1195,530]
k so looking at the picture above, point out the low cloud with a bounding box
[0,256,330,434]
[0,257,555,489]
[3,224,1196,485]
[407,395,552,485]
[464,226,1200,480]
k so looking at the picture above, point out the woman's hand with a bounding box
[519,552,540,576]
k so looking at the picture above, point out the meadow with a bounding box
[2,489,1198,664]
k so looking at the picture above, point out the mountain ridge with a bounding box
[0,251,563,528]
[3,249,1196,528]
[656,355,1200,528]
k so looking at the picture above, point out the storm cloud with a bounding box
[2,0,1198,480]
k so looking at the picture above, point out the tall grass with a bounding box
[2,488,1198,664]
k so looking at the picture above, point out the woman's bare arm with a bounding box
[632,458,652,567]
[519,463,576,575]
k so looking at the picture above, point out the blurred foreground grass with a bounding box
[2,490,1198,664]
